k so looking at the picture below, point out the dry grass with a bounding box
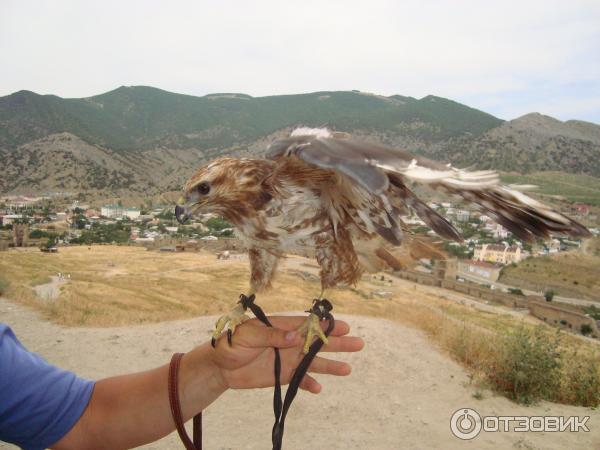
[29,275,52,286]
[1,246,377,326]
[500,250,600,301]
[2,245,599,405]
[393,301,600,406]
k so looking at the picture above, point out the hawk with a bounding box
[175,128,591,351]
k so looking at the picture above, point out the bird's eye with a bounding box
[197,182,211,195]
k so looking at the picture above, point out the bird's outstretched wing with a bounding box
[266,128,591,242]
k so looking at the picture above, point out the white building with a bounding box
[473,243,522,264]
[100,205,140,220]
[455,210,470,222]
[479,215,492,224]
[0,214,23,225]
[457,260,502,282]
[545,238,561,253]
[491,224,510,239]
[123,208,140,220]
[101,205,122,218]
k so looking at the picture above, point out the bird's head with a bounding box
[175,157,272,225]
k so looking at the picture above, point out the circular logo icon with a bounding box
[450,408,482,440]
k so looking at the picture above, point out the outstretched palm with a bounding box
[210,316,364,393]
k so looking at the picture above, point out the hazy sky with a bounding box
[1,0,599,122]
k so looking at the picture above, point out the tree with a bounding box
[29,229,55,239]
[42,237,56,249]
[74,216,88,230]
[544,290,555,302]
[206,216,232,231]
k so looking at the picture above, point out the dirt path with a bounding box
[1,297,599,450]
[32,275,67,301]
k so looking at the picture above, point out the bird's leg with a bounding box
[211,294,254,348]
[297,291,333,354]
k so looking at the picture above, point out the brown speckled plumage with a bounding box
[179,128,591,296]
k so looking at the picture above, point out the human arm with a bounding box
[53,317,363,449]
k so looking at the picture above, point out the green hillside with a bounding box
[4,85,600,195]
[500,172,600,206]
[0,86,503,150]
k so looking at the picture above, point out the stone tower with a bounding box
[13,224,29,247]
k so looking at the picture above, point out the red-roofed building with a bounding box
[84,209,99,218]
[572,204,590,216]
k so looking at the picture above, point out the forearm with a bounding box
[54,341,226,449]
[51,317,362,449]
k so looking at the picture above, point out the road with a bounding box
[457,272,598,308]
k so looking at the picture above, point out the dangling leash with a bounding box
[234,295,335,450]
[271,298,334,450]
[168,294,334,450]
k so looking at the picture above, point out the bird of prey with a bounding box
[175,127,591,351]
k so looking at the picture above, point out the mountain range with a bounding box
[1,86,599,196]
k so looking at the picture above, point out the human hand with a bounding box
[209,316,364,394]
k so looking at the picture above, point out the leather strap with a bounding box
[169,352,202,450]
[241,295,334,450]
[169,295,333,450]
[271,299,334,450]
[238,294,283,437]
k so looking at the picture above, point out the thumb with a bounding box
[238,324,301,348]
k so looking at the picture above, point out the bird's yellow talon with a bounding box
[298,312,328,354]
[211,303,249,347]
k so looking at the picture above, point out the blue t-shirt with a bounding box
[0,324,95,450]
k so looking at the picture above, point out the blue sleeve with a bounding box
[0,324,95,450]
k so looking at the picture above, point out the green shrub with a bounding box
[508,287,524,296]
[484,327,562,404]
[41,237,56,249]
[544,290,555,302]
[581,324,593,336]
[584,305,600,320]
[206,216,232,231]
[29,229,59,239]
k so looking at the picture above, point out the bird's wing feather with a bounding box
[266,130,591,242]
[267,136,414,193]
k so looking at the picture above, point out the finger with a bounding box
[260,316,350,337]
[299,374,322,394]
[233,322,302,348]
[320,336,365,353]
[307,356,352,376]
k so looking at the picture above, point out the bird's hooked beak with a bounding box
[175,196,193,224]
